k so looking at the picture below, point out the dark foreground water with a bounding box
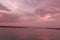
[0,28,60,40]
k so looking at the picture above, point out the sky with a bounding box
[0,0,60,27]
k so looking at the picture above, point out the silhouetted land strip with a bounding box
[0,26,60,30]
[45,28,60,30]
[0,26,28,28]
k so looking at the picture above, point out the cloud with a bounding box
[0,12,18,22]
[0,10,11,14]
[0,0,60,27]
[0,3,10,11]
[40,14,55,21]
[0,0,36,15]
[0,2,19,22]
[1,0,58,22]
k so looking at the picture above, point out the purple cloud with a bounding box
[0,3,10,11]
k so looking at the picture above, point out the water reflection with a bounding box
[0,28,60,40]
[0,30,19,40]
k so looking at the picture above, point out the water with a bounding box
[0,28,60,40]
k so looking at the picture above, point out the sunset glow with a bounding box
[0,0,60,27]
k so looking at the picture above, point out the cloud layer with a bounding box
[0,0,60,27]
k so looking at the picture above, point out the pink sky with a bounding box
[0,0,60,27]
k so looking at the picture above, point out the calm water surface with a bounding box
[0,28,60,40]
